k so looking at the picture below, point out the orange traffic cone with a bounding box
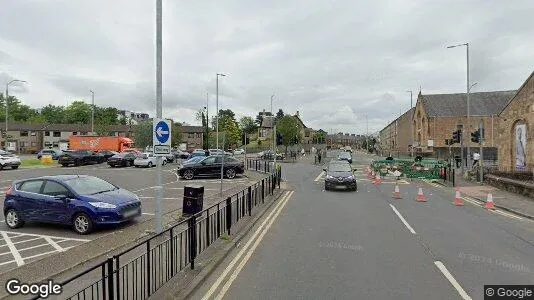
[373,174,382,185]
[392,183,402,199]
[368,170,375,179]
[415,187,426,202]
[484,193,496,210]
[453,188,464,206]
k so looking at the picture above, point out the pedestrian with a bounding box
[473,152,480,167]
[318,150,322,164]
[301,148,305,157]
[205,149,210,157]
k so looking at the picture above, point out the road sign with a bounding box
[153,119,171,155]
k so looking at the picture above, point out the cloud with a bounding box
[0,0,533,133]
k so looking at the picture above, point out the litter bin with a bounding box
[183,185,204,216]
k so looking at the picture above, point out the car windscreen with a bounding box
[339,152,351,158]
[328,163,352,172]
[140,154,149,159]
[112,153,129,158]
[184,156,203,163]
[64,176,117,195]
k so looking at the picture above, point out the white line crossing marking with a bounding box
[142,213,155,216]
[314,171,325,182]
[21,246,75,261]
[434,261,472,300]
[0,230,90,242]
[0,260,16,267]
[389,204,416,235]
[0,231,24,266]
[18,243,50,253]
[44,236,65,252]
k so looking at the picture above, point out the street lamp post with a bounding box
[216,73,226,150]
[5,79,27,150]
[206,92,209,149]
[447,42,471,169]
[90,90,95,134]
[406,90,414,157]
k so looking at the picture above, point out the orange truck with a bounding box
[69,136,135,152]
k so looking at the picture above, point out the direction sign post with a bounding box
[153,119,171,155]
[155,0,164,234]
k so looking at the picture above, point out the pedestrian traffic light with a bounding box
[471,130,480,143]
[276,133,283,145]
[452,130,461,144]
[445,139,450,145]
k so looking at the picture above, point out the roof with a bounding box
[261,116,275,128]
[499,70,534,115]
[178,126,204,133]
[420,90,516,117]
[293,114,307,128]
[381,107,415,132]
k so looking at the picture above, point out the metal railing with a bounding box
[32,160,281,300]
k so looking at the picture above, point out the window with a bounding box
[80,132,88,135]
[20,141,27,147]
[45,131,50,136]
[202,157,216,164]
[31,131,36,136]
[53,131,61,137]
[20,131,29,137]
[188,133,195,138]
[42,181,70,197]
[73,132,78,135]
[64,177,117,195]
[31,142,37,147]
[19,180,44,194]
[196,133,202,138]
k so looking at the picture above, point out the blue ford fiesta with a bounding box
[3,175,141,234]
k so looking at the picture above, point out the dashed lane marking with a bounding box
[314,171,325,182]
[389,204,416,235]
[434,261,472,300]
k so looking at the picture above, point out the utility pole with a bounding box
[220,133,226,196]
[90,90,95,134]
[5,79,27,151]
[273,124,277,170]
[479,120,484,183]
[216,73,226,150]
[154,0,163,234]
[206,92,209,149]
[366,115,369,153]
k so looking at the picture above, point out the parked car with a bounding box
[98,150,119,161]
[37,149,63,160]
[58,150,106,167]
[134,152,167,167]
[189,150,208,159]
[121,148,142,156]
[164,153,175,163]
[208,148,224,156]
[107,152,138,167]
[177,155,245,180]
[261,150,285,160]
[172,149,190,159]
[324,161,357,191]
[233,148,245,155]
[0,152,22,170]
[3,175,142,234]
[182,156,205,164]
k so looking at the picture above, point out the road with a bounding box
[0,158,256,273]
[192,150,534,300]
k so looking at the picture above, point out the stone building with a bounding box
[497,71,534,171]
[411,90,516,160]
[379,108,415,157]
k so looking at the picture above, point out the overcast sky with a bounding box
[1,0,533,134]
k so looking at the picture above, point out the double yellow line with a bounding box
[201,190,294,300]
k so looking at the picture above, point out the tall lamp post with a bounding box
[206,92,209,149]
[90,90,95,134]
[406,90,414,157]
[216,73,226,150]
[5,79,27,150]
[447,42,471,168]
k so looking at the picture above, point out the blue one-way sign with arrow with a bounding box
[153,119,172,155]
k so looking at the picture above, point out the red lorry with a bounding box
[69,136,136,152]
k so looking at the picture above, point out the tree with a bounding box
[41,105,66,124]
[275,109,285,123]
[95,124,111,136]
[95,107,119,126]
[313,130,327,144]
[64,101,92,124]
[223,119,242,147]
[27,115,46,124]
[255,111,272,126]
[133,121,152,149]
[276,116,302,151]
[239,116,257,135]
[211,109,236,130]
[172,123,183,147]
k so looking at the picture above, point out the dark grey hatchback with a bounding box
[324,161,357,191]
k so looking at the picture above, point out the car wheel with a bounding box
[125,161,131,167]
[5,209,24,229]
[11,166,19,169]
[61,164,68,167]
[148,162,153,168]
[183,169,194,180]
[73,212,93,235]
[225,168,236,179]
[324,184,329,191]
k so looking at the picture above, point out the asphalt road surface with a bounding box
[192,150,534,300]
[0,159,254,273]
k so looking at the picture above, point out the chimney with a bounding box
[296,110,300,117]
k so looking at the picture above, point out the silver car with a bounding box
[134,152,167,168]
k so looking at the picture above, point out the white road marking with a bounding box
[0,231,24,266]
[44,236,65,252]
[20,246,75,261]
[139,197,181,200]
[18,243,50,253]
[314,171,325,182]
[0,260,16,267]
[215,190,294,300]
[202,191,293,300]
[491,210,523,220]
[434,261,472,300]
[0,237,41,247]
[389,204,416,235]
[0,230,90,242]
[142,213,155,216]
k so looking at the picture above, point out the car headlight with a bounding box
[89,202,117,209]
[347,175,354,180]
[325,175,333,179]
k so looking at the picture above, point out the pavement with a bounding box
[185,150,534,300]
[0,158,258,275]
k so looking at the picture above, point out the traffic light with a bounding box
[452,130,461,144]
[445,139,450,146]
[471,130,480,143]
[276,133,283,145]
